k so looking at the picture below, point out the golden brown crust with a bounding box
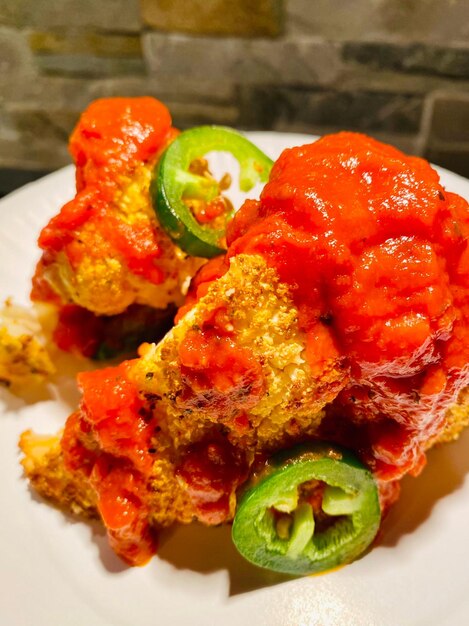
[132,254,345,456]
[0,301,55,389]
[19,255,469,531]
[41,162,204,316]
[148,457,196,527]
[19,430,97,518]
[429,387,469,447]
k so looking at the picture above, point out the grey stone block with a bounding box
[0,27,37,96]
[419,91,469,177]
[0,0,141,32]
[0,132,70,169]
[29,32,143,57]
[86,76,236,103]
[35,54,146,79]
[0,108,20,143]
[339,65,469,97]
[142,32,342,87]
[0,104,76,169]
[286,0,386,39]
[0,138,70,169]
[29,28,145,78]
[0,3,16,27]
[8,105,79,142]
[167,102,240,128]
[343,42,469,79]
[421,91,469,144]
[9,76,94,111]
[239,86,423,134]
[287,0,469,44]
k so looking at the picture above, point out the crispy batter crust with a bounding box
[40,162,204,316]
[20,255,469,531]
[0,302,55,389]
[19,430,97,518]
[431,387,469,446]
[148,457,196,527]
[133,254,345,454]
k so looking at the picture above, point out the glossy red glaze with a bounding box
[226,132,469,480]
[69,97,172,193]
[62,363,158,565]
[32,98,176,305]
[177,306,265,421]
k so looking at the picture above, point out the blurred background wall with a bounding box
[0,0,468,195]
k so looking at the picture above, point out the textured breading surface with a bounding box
[21,254,344,529]
[20,254,469,535]
[0,301,55,389]
[40,162,203,316]
[19,430,97,518]
[133,253,345,454]
[147,457,196,527]
[125,254,345,527]
[431,387,469,446]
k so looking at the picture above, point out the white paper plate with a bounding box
[1,132,469,626]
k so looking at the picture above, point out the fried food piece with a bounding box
[133,254,344,452]
[0,301,55,389]
[20,253,342,562]
[31,98,204,356]
[20,252,469,564]
[21,132,469,566]
[19,429,97,518]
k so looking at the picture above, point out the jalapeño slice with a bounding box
[152,126,273,258]
[232,442,381,576]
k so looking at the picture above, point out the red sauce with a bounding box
[226,132,469,480]
[69,97,171,193]
[173,307,264,521]
[62,363,158,565]
[61,356,250,561]
[32,98,177,304]
[61,131,469,563]
[176,439,248,524]
[174,256,228,323]
[191,197,228,225]
[177,306,265,422]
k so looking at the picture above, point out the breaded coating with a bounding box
[19,254,469,562]
[32,98,206,318]
[19,131,469,566]
[36,160,203,316]
[147,457,196,527]
[430,388,469,446]
[123,253,346,529]
[133,254,345,454]
[19,430,97,518]
[20,255,343,534]
[0,301,55,389]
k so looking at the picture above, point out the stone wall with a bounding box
[0,0,468,194]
